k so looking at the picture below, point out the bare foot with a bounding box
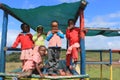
[51,74,57,76]
[59,70,66,76]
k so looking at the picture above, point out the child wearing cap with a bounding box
[32,25,46,53]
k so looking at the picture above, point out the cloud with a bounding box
[85,11,120,28]
[85,36,120,49]
[92,11,120,21]
[108,11,120,18]
[0,29,18,48]
[7,29,20,47]
[85,20,120,28]
[74,11,120,50]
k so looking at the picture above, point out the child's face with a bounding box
[68,21,74,27]
[39,47,47,56]
[22,24,29,33]
[51,22,58,30]
[37,28,43,33]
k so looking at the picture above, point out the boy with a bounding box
[46,20,64,75]
[66,19,80,70]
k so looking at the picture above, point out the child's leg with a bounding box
[59,69,66,76]
[54,48,61,69]
[20,50,28,67]
[65,69,72,76]
[21,60,24,68]
[21,59,27,68]
[47,48,55,74]
[72,47,78,62]
[66,54,72,67]
[18,70,33,78]
[66,46,79,72]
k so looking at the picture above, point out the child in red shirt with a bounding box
[12,23,34,67]
[66,19,80,70]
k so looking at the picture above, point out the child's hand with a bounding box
[67,25,74,30]
[83,29,88,34]
[39,73,44,77]
[51,30,58,34]
[37,33,41,37]
[4,47,8,51]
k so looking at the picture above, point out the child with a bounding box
[32,25,46,53]
[17,46,47,78]
[46,20,64,75]
[12,23,34,67]
[66,19,80,70]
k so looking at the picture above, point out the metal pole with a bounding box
[100,51,103,80]
[0,11,8,80]
[109,49,112,65]
[80,9,86,78]
[109,49,112,80]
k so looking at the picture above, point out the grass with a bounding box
[86,65,120,80]
[6,62,22,72]
[5,51,120,80]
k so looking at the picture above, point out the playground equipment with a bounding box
[85,49,113,80]
[0,0,120,80]
[0,0,89,80]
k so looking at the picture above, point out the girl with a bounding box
[12,46,47,79]
[12,23,34,67]
[32,25,46,53]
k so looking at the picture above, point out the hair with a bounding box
[51,20,59,26]
[68,19,75,25]
[20,23,29,30]
[38,45,46,50]
[37,26,43,31]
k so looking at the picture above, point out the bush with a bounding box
[6,52,21,62]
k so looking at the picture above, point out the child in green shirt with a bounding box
[33,25,46,53]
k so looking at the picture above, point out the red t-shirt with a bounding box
[12,33,34,50]
[66,27,80,46]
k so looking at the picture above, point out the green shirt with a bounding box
[33,33,46,46]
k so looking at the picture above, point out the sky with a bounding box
[0,0,120,50]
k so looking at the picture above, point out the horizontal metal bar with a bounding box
[4,47,21,51]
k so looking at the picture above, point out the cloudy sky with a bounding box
[0,0,120,50]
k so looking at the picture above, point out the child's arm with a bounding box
[32,33,38,42]
[28,33,34,44]
[46,31,53,41]
[66,29,70,40]
[35,62,44,77]
[33,53,44,77]
[43,34,46,40]
[57,30,64,38]
[12,34,20,48]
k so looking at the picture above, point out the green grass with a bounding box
[5,51,120,80]
[86,65,120,80]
